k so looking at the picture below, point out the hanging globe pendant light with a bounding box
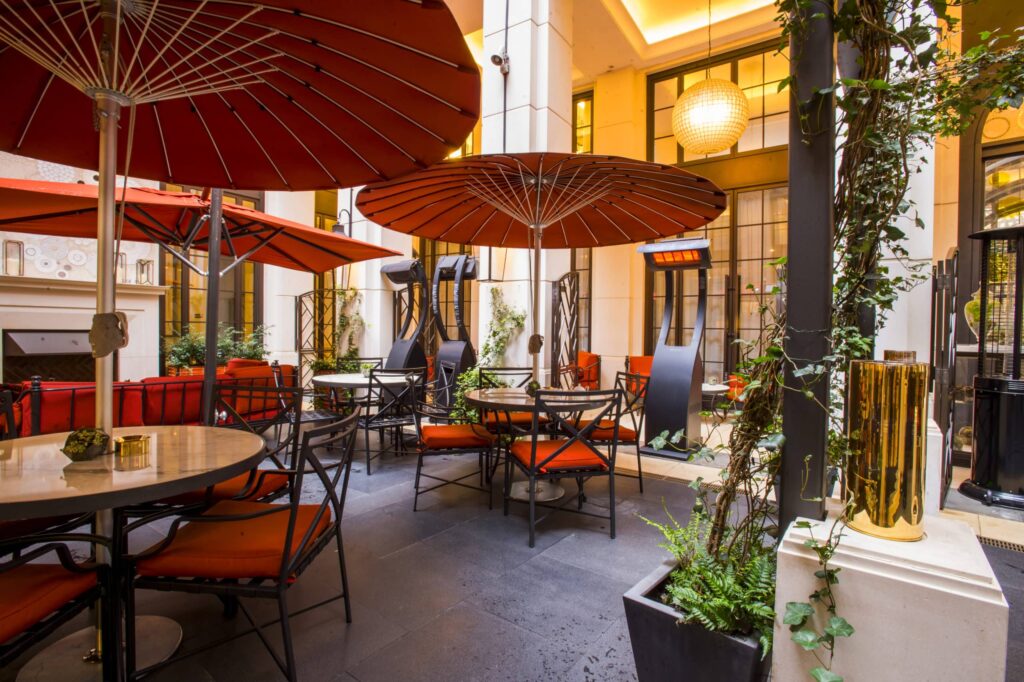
[671,0,749,155]
[672,78,750,154]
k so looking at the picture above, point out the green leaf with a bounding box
[810,668,844,682]
[791,629,821,650]
[824,616,855,638]
[783,602,814,626]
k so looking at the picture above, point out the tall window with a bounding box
[649,43,788,165]
[160,186,262,358]
[573,91,594,154]
[415,238,475,356]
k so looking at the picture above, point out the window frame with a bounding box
[572,90,594,155]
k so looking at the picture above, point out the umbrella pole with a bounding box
[531,226,543,384]
[202,189,224,425]
[94,92,121,435]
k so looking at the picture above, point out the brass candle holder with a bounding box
[114,434,151,471]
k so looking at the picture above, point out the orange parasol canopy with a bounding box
[0,178,400,273]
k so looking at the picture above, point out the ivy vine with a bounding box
[479,286,526,367]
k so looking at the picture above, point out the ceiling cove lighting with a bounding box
[671,0,750,154]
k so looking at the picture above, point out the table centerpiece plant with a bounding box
[62,428,110,462]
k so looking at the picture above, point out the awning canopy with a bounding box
[0,178,400,274]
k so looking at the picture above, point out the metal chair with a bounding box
[127,413,359,682]
[411,384,495,511]
[356,367,425,475]
[503,388,623,547]
[0,530,107,668]
[573,372,649,492]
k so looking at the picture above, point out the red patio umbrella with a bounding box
[0,178,402,274]
[0,0,479,435]
[356,153,727,380]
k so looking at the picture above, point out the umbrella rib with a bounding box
[118,0,159,91]
[0,12,87,90]
[123,209,185,244]
[434,202,493,241]
[127,220,209,277]
[571,211,600,246]
[124,0,211,94]
[14,70,57,149]
[0,206,95,227]
[41,0,99,84]
[590,205,633,242]
[219,227,287,276]
[602,199,669,237]
[465,207,502,243]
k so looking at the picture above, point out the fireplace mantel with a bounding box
[0,275,166,297]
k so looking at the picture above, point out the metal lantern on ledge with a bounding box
[960,225,1024,509]
[637,238,712,458]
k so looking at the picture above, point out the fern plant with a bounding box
[644,508,776,657]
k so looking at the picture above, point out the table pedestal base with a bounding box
[509,480,565,502]
[16,616,182,681]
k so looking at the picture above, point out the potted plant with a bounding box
[62,428,110,461]
[164,329,206,376]
[230,324,271,362]
[359,362,375,377]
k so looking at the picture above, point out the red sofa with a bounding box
[14,363,297,436]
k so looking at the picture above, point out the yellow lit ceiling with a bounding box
[619,0,777,44]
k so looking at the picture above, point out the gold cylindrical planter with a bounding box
[846,360,928,541]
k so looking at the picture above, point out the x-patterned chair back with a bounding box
[612,370,649,492]
[435,360,459,407]
[214,382,303,467]
[358,367,425,475]
[129,412,360,681]
[505,388,623,547]
[477,366,531,389]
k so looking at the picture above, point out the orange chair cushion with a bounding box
[483,411,547,428]
[160,471,290,506]
[577,350,600,390]
[510,439,607,473]
[136,500,331,580]
[579,419,637,442]
[627,356,653,376]
[0,565,96,644]
[420,424,494,450]
[727,374,748,402]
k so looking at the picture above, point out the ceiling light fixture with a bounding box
[671,0,749,155]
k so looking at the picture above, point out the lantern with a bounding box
[671,78,750,155]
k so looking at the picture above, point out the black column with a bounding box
[781,2,834,528]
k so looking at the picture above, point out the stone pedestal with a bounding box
[773,515,1008,681]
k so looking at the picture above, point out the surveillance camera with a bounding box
[490,54,504,67]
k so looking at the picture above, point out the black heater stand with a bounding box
[960,225,1024,509]
[637,238,712,459]
[433,255,478,406]
[381,259,429,370]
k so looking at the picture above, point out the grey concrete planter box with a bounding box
[623,560,770,682]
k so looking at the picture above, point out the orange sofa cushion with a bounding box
[420,424,494,450]
[18,381,144,436]
[141,377,204,426]
[0,565,96,644]
[226,359,268,371]
[135,500,331,580]
[510,439,607,473]
[160,471,290,506]
[579,419,637,442]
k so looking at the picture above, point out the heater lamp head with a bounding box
[381,259,425,285]
[638,238,711,271]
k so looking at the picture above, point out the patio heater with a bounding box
[434,254,478,404]
[381,260,429,370]
[960,225,1024,509]
[637,238,712,458]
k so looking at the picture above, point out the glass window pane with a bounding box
[737,54,763,89]
[575,97,592,126]
[707,295,725,328]
[683,147,708,163]
[744,85,764,118]
[765,221,788,259]
[654,108,674,138]
[737,117,764,153]
[764,113,788,147]
[654,137,679,165]
[705,332,725,365]
[765,48,789,83]
[764,188,788,223]
[709,63,731,81]
[654,78,679,109]
[764,82,789,115]
[736,225,761,261]
[707,268,728,295]
[681,269,698,294]
[575,126,592,154]
[707,228,730,262]
[683,70,706,90]
[737,191,763,226]
[738,261,765,293]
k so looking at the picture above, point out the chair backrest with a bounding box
[434,360,459,407]
[577,351,601,390]
[524,389,622,471]
[0,390,15,440]
[365,367,425,422]
[140,377,204,425]
[17,380,145,436]
[281,412,359,578]
[478,367,531,389]
[336,357,383,373]
[614,371,648,436]
[214,383,303,465]
[625,355,653,377]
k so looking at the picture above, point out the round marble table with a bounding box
[464,388,575,502]
[0,425,266,681]
[311,372,410,390]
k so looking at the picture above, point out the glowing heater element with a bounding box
[640,238,712,270]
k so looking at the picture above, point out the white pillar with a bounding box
[261,191,315,367]
[480,0,573,373]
